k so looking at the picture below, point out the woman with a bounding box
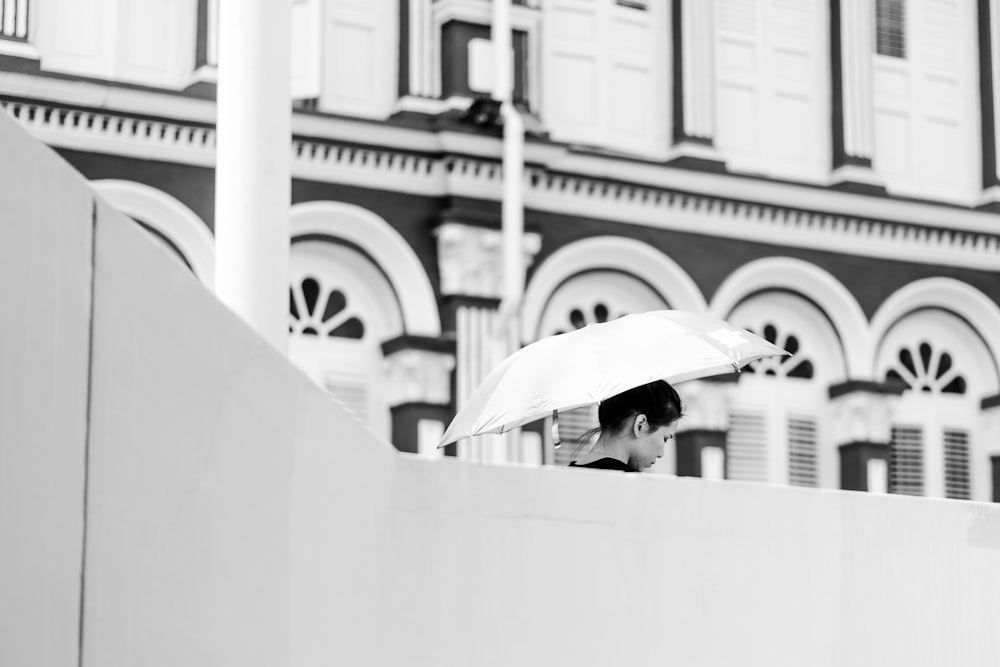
[569,380,684,473]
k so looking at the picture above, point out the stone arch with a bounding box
[710,257,869,379]
[91,179,214,288]
[289,201,440,337]
[870,278,1000,395]
[521,236,707,342]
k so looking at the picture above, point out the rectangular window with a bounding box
[0,0,29,41]
[943,428,971,500]
[876,0,905,58]
[889,425,924,496]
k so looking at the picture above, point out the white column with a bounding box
[214,0,292,352]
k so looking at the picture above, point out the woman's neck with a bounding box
[590,432,629,465]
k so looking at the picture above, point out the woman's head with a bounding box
[597,380,684,472]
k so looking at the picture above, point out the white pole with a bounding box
[214,0,292,353]
[492,0,526,462]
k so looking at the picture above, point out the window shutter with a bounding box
[943,428,971,500]
[889,425,924,496]
[543,0,603,143]
[726,409,769,482]
[875,0,905,58]
[291,0,321,100]
[787,414,817,487]
[320,0,395,118]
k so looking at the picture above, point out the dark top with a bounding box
[568,457,630,472]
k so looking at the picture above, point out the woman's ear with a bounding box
[632,414,648,438]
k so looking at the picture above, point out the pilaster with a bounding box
[381,336,456,456]
[675,378,732,479]
[668,0,725,170]
[829,0,886,194]
[828,380,904,492]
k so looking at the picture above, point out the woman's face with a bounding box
[627,419,678,472]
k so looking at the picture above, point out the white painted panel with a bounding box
[714,0,828,181]
[320,0,396,118]
[542,0,666,156]
[467,37,494,94]
[0,103,92,667]
[117,0,190,86]
[417,419,445,458]
[874,66,910,100]
[717,38,757,73]
[867,458,888,494]
[716,84,759,157]
[549,53,598,128]
[37,0,114,77]
[872,0,979,204]
[924,117,960,189]
[773,93,810,162]
[329,21,374,103]
[874,109,913,180]
[609,63,648,141]
[291,0,322,99]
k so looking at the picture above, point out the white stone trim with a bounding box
[5,95,1000,269]
[289,201,440,337]
[382,349,456,407]
[709,257,870,379]
[90,179,215,288]
[869,278,1000,388]
[830,164,884,188]
[0,39,40,60]
[520,236,707,342]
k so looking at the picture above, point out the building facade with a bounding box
[2,0,999,501]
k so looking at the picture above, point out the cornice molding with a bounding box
[4,94,1000,270]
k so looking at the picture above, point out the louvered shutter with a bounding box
[889,425,924,496]
[787,414,818,487]
[943,428,971,500]
[726,409,769,482]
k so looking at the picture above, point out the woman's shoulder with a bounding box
[569,457,629,471]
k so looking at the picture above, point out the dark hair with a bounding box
[597,380,683,436]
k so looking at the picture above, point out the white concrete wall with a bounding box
[3,110,1000,667]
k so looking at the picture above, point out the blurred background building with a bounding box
[2,0,999,501]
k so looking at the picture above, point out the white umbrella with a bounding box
[439,309,789,447]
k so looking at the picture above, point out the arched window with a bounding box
[726,292,846,489]
[287,241,403,440]
[535,270,668,468]
[875,310,992,500]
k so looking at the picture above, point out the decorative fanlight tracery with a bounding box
[884,341,966,395]
[743,323,814,379]
[553,302,619,335]
[289,275,365,340]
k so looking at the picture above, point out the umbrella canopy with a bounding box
[439,309,789,447]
